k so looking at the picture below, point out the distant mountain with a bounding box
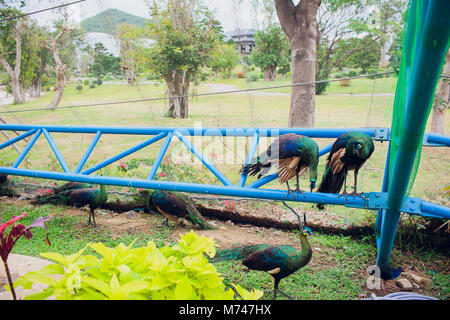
[80,8,148,34]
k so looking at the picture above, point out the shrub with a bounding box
[96,78,103,86]
[83,79,90,86]
[247,72,259,82]
[75,85,83,92]
[13,231,263,300]
[236,72,244,78]
[89,84,96,89]
[348,70,358,77]
[92,79,97,85]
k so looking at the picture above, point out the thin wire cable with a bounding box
[0,0,87,23]
[0,71,396,115]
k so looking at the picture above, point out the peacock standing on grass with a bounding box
[68,184,108,227]
[150,190,214,230]
[317,132,374,208]
[0,173,18,196]
[368,264,404,294]
[209,202,314,299]
[31,182,93,205]
[240,133,319,199]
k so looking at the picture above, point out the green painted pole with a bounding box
[377,0,450,265]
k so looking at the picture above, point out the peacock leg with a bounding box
[294,173,306,198]
[286,181,297,200]
[273,279,280,299]
[337,174,351,202]
[350,169,366,200]
[92,209,96,228]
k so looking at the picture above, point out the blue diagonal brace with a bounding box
[238,132,259,187]
[147,132,172,180]
[0,129,36,150]
[174,130,234,186]
[12,129,41,168]
[42,129,71,173]
[74,130,102,174]
[82,132,166,175]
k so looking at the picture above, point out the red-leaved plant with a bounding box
[0,211,51,300]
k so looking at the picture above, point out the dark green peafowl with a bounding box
[0,173,18,196]
[209,202,314,299]
[150,190,214,230]
[241,133,319,199]
[68,184,108,227]
[368,264,404,294]
[317,132,374,208]
[31,182,93,205]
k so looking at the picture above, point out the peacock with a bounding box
[317,132,374,208]
[209,202,314,299]
[31,181,93,205]
[368,264,404,294]
[67,184,108,227]
[150,190,214,230]
[240,133,319,199]
[0,173,18,196]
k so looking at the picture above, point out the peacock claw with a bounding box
[350,190,366,200]
[337,189,351,202]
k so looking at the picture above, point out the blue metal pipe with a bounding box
[12,129,41,168]
[318,142,334,157]
[42,129,71,173]
[174,130,234,186]
[0,124,384,139]
[246,173,279,188]
[425,133,450,146]
[74,130,102,174]
[0,166,369,207]
[82,132,166,175]
[0,129,36,150]
[238,132,259,187]
[147,132,172,180]
[421,201,450,219]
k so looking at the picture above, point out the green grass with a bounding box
[214,74,398,95]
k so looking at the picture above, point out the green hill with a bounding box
[80,8,148,34]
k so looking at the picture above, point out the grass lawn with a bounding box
[0,77,449,300]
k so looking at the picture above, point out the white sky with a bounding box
[18,0,254,32]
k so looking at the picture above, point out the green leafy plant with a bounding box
[13,231,263,300]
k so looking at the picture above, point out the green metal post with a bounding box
[377,0,450,265]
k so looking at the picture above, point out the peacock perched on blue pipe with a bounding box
[317,132,374,209]
[209,202,314,299]
[241,133,319,199]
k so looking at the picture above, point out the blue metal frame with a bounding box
[0,128,449,267]
[0,0,449,267]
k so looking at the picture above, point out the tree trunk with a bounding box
[164,70,190,119]
[47,63,66,110]
[431,49,450,134]
[9,75,25,104]
[0,21,26,104]
[379,32,387,69]
[263,67,277,81]
[46,27,69,110]
[275,0,321,128]
[29,78,41,97]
